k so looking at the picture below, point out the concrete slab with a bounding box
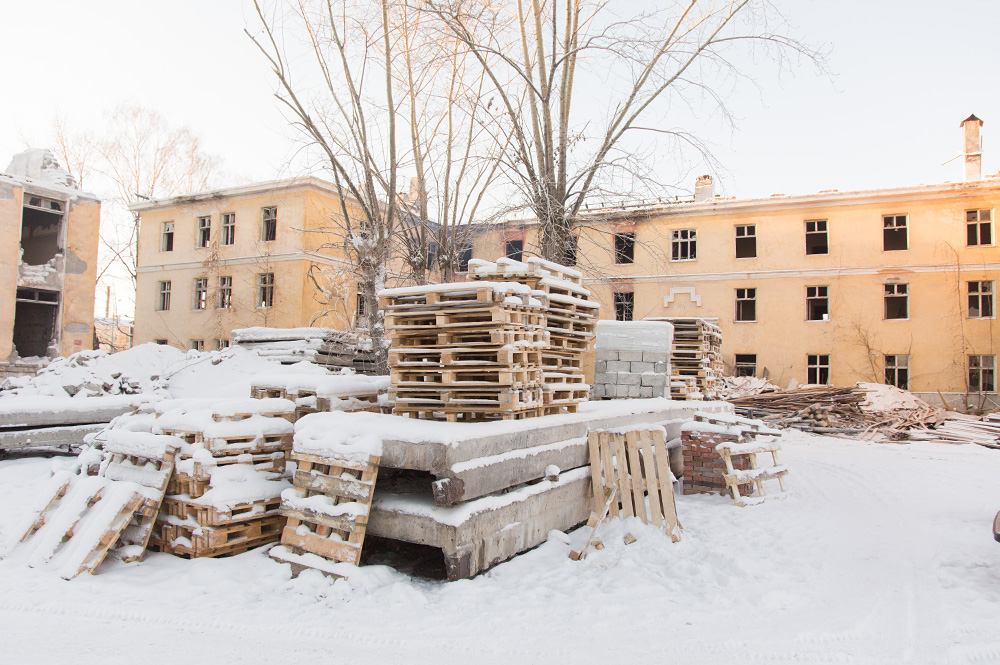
[0,423,105,451]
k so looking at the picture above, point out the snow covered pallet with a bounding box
[158,514,286,559]
[270,452,380,578]
[3,433,181,578]
[716,438,788,507]
[579,428,681,549]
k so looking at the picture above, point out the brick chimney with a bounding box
[962,114,983,181]
[694,175,714,202]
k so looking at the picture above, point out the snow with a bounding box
[294,413,385,462]
[280,489,368,519]
[183,465,290,511]
[378,281,533,297]
[595,320,673,352]
[857,382,934,412]
[97,430,184,461]
[2,431,998,662]
[250,373,389,398]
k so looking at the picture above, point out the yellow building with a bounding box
[0,149,101,373]
[472,117,999,409]
[131,178,365,349]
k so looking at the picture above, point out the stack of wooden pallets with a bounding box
[144,399,295,558]
[250,374,391,419]
[379,281,548,421]
[468,257,598,414]
[646,317,723,400]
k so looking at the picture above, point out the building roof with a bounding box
[128,176,361,213]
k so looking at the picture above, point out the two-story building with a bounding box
[471,116,999,409]
[131,178,366,349]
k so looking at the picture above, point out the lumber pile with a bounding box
[644,317,722,400]
[379,280,548,421]
[929,414,1000,448]
[139,399,294,558]
[232,327,380,375]
[728,385,868,429]
[468,257,597,413]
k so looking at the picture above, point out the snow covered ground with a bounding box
[1,431,999,664]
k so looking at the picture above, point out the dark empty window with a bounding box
[883,214,908,251]
[805,220,828,255]
[884,283,908,320]
[671,229,697,261]
[193,278,208,310]
[197,216,211,248]
[458,243,473,272]
[614,292,634,321]
[968,281,995,318]
[261,207,277,242]
[969,355,996,392]
[614,232,635,264]
[356,291,367,320]
[735,224,756,258]
[505,239,523,262]
[154,339,168,345]
[884,355,909,390]
[806,285,829,321]
[734,354,757,377]
[258,272,275,308]
[967,209,993,246]
[161,221,174,252]
[807,354,830,385]
[735,288,756,322]
[221,213,236,246]
[190,339,204,351]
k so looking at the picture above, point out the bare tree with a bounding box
[422,0,824,262]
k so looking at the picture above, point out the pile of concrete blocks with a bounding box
[592,320,673,399]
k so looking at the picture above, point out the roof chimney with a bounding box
[408,176,420,204]
[962,114,983,181]
[694,175,714,202]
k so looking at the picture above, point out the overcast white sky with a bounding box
[2,0,998,200]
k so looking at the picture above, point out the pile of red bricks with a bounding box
[681,428,753,496]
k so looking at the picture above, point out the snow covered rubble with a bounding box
[0,430,998,663]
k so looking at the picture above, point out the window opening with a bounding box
[505,239,523,262]
[20,197,64,265]
[161,221,174,252]
[735,224,756,258]
[806,285,829,321]
[967,209,993,246]
[458,243,473,272]
[614,232,635,264]
[218,276,232,309]
[221,213,236,246]
[807,354,830,385]
[969,355,996,392]
[968,280,995,318]
[261,207,277,242]
[884,283,908,320]
[735,287,756,322]
[734,354,757,377]
[258,272,275,308]
[190,340,204,352]
[197,216,211,248]
[805,220,828,255]
[883,214,908,251]
[614,292,634,321]
[156,281,171,311]
[671,229,697,261]
[215,339,231,350]
[884,354,909,390]
[12,288,59,357]
[193,278,208,310]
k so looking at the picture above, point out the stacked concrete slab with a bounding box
[592,320,673,399]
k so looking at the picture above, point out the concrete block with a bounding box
[630,361,654,373]
[606,360,628,372]
[593,372,613,386]
[618,350,643,362]
[620,373,641,385]
[653,362,669,373]
[642,351,668,363]
[641,374,666,387]
[592,383,606,398]
[596,349,619,362]
[639,386,654,398]
[614,384,631,397]
[627,384,640,397]
[594,360,607,374]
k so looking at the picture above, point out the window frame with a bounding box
[805,219,829,255]
[966,209,994,247]
[161,221,174,253]
[221,212,236,246]
[196,216,211,248]
[884,354,909,390]
[190,339,204,352]
[257,272,275,309]
[614,232,635,265]
[807,354,831,385]
[968,354,996,393]
[734,353,757,378]
[967,280,995,319]
[215,338,231,350]
[670,228,697,262]
[505,239,524,262]
[735,224,756,259]
[882,214,908,252]
[217,275,233,309]
[458,243,473,272]
[192,277,208,311]
[883,283,909,320]
[735,287,757,322]
[613,291,634,321]
[806,285,830,322]
[156,280,171,312]
[260,206,277,242]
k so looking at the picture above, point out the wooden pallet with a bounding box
[390,328,548,349]
[393,406,544,422]
[159,514,286,558]
[379,283,538,310]
[272,453,380,573]
[389,346,542,367]
[716,439,788,507]
[390,366,542,387]
[586,428,681,541]
[202,432,292,456]
[163,496,283,526]
[385,305,544,330]
[390,385,543,409]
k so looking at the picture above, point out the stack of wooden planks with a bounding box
[728,385,868,431]
[269,451,380,577]
[468,257,597,414]
[232,327,379,375]
[929,413,1000,448]
[147,399,294,558]
[379,281,548,421]
[644,317,723,400]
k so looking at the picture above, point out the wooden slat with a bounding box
[587,432,604,514]
[599,431,619,519]
[624,431,648,524]
[293,470,373,502]
[612,434,634,519]
[651,429,681,541]
[638,431,663,529]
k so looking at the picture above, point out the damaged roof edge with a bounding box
[0,173,100,204]
[127,176,363,213]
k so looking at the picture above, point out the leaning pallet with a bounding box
[269,451,380,577]
[467,257,598,414]
[716,438,788,507]
[380,281,547,422]
[571,427,681,559]
[3,432,181,579]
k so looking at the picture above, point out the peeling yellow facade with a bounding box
[132,178,365,348]
[473,178,1000,408]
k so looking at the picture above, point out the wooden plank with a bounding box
[19,477,72,543]
[651,429,681,542]
[66,492,144,579]
[598,431,619,519]
[587,432,604,514]
[280,524,362,565]
[293,470,373,502]
[638,431,663,529]
[624,431,648,524]
[280,505,361,533]
[612,434,634,519]
[568,488,618,561]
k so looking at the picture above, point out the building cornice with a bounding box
[128,176,361,213]
[136,250,352,274]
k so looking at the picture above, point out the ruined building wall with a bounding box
[0,183,23,360]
